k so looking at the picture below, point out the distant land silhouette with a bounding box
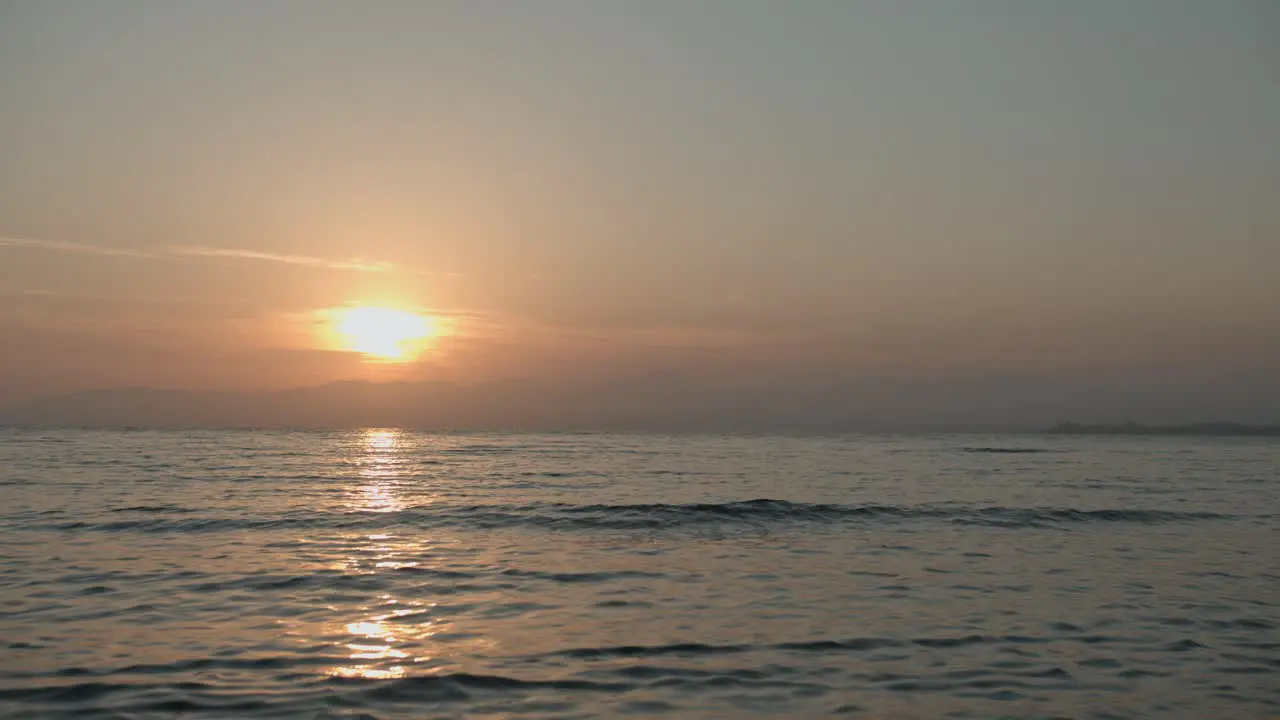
[1047,422,1280,437]
[2,374,1278,433]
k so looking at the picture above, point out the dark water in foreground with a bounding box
[1,430,1277,719]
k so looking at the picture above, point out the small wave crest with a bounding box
[45,499,1233,536]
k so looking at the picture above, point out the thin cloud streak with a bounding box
[0,237,163,259]
[0,287,62,297]
[166,246,398,273]
[1,237,403,273]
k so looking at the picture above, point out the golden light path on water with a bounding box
[355,429,408,515]
[330,429,414,680]
[314,429,497,681]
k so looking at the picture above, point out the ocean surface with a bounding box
[1,429,1276,719]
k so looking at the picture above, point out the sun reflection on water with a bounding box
[328,596,461,680]
[330,666,407,680]
[328,429,460,680]
[351,429,408,514]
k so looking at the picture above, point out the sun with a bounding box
[326,306,438,362]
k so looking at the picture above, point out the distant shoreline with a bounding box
[1045,422,1280,437]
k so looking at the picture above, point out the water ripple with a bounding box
[1,429,1276,719]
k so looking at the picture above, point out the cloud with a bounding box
[0,287,62,297]
[2,237,401,273]
[0,237,163,259]
[166,245,398,273]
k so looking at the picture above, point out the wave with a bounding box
[4,626,1273,718]
[548,634,1118,660]
[960,447,1054,454]
[110,504,198,514]
[43,499,1233,535]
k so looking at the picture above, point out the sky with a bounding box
[1,1,1278,426]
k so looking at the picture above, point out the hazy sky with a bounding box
[2,1,1278,416]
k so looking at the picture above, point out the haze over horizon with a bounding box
[2,1,1278,429]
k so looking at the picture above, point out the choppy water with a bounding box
[1,429,1277,719]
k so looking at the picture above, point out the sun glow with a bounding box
[326,306,439,362]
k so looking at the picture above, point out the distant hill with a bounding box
[3,375,1278,433]
[0,375,1066,432]
[1046,422,1280,437]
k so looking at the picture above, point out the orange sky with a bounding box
[1,2,1278,420]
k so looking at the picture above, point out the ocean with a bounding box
[0,429,1276,719]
